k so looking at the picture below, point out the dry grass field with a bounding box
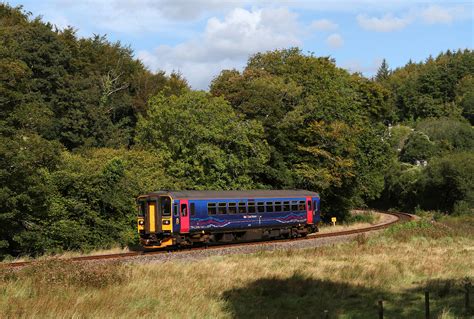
[1,215,473,318]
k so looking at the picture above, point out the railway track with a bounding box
[2,211,414,269]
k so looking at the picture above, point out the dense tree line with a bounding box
[0,5,472,258]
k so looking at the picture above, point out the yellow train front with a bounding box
[137,190,320,249]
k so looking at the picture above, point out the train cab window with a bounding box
[313,200,318,212]
[238,202,247,214]
[218,203,227,214]
[228,202,237,214]
[274,201,282,212]
[248,202,256,213]
[283,201,290,212]
[291,201,298,211]
[266,202,274,213]
[208,203,217,215]
[257,202,265,213]
[181,204,188,217]
[173,204,179,216]
[190,203,196,216]
[138,201,146,217]
[298,201,305,211]
[160,197,171,216]
[307,200,312,210]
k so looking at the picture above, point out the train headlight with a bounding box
[163,220,170,225]
[138,220,144,226]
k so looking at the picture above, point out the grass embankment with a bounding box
[1,215,473,318]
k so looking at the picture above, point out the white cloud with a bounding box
[310,19,338,31]
[140,7,303,89]
[420,5,467,24]
[357,13,412,32]
[356,4,471,32]
[326,33,344,48]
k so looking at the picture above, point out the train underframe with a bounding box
[140,224,319,249]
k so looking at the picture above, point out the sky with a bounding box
[6,0,474,90]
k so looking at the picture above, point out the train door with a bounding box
[313,198,320,222]
[180,200,190,233]
[172,200,180,233]
[306,196,313,224]
[256,201,265,227]
[145,197,161,233]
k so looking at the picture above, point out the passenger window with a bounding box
[283,201,290,212]
[298,201,305,211]
[190,203,195,216]
[248,202,256,213]
[307,200,312,210]
[275,201,282,212]
[173,204,179,216]
[181,204,187,217]
[291,201,298,211]
[266,202,274,213]
[257,202,265,213]
[238,202,247,214]
[228,202,237,214]
[208,203,217,215]
[218,203,227,214]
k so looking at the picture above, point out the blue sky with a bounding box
[6,0,473,89]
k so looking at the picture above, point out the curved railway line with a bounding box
[2,211,414,269]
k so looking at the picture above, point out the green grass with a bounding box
[1,216,473,318]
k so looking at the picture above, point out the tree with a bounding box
[421,152,474,213]
[135,91,270,189]
[375,59,390,82]
[400,131,435,163]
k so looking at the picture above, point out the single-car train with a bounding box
[137,190,320,249]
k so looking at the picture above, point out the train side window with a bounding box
[181,204,188,217]
[307,200,312,210]
[228,202,237,214]
[313,200,318,212]
[190,203,195,216]
[218,203,227,214]
[298,201,305,211]
[275,201,282,212]
[208,203,217,215]
[173,204,179,216]
[283,201,290,212]
[257,202,265,213]
[291,201,298,211]
[248,202,256,213]
[266,202,274,213]
[238,202,247,214]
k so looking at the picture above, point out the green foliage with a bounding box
[399,131,435,163]
[421,152,474,212]
[135,91,270,189]
[388,125,412,152]
[388,49,474,122]
[456,75,474,124]
[375,59,391,82]
[0,4,188,149]
[416,117,474,153]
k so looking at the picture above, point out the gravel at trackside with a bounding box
[123,213,398,264]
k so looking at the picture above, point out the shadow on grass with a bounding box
[222,274,470,319]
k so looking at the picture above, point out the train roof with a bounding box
[145,190,319,199]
